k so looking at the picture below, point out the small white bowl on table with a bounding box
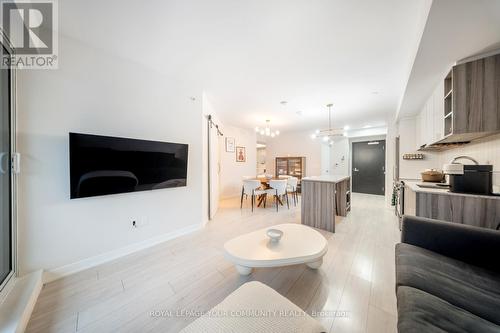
[224,223,328,275]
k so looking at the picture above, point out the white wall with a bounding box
[398,117,440,180]
[219,126,256,199]
[265,130,322,177]
[17,35,204,276]
[385,118,398,206]
[320,144,331,175]
[329,137,350,176]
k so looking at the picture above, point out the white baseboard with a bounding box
[43,224,202,284]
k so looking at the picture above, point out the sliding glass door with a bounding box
[0,44,13,289]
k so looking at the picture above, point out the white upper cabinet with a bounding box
[433,81,444,141]
[415,80,445,149]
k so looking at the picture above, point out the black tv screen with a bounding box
[69,133,188,199]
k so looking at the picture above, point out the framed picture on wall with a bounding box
[236,146,246,162]
[225,137,235,152]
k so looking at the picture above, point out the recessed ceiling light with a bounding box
[343,125,350,130]
[363,125,371,128]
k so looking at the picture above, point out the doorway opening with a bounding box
[256,142,266,176]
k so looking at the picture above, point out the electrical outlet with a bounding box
[131,216,149,229]
[138,216,149,227]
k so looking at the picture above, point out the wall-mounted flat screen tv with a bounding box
[69,133,188,199]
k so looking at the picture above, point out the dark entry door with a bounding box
[352,140,385,195]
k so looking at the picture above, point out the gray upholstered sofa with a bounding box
[396,216,500,333]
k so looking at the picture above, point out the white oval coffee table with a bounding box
[224,223,328,275]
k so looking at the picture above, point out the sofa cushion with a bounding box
[396,243,500,326]
[397,286,499,333]
[179,281,325,333]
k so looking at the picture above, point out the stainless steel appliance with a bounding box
[393,136,404,229]
[394,180,404,230]
[443,156,493,195]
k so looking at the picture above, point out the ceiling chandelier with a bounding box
[255,120,280,138]
[310,104,344,145]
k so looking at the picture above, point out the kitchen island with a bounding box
[301,175,351,233]
[404,181,500,230]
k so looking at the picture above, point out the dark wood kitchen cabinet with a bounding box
[416,192,500,230]
[454,54,500,134]
[440,53,500,143]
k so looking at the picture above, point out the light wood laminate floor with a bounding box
[26,193,400,333]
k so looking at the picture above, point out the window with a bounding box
[0,43,14,290]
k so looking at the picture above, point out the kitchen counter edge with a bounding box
[405,181,500,200]
[302,175,350,183]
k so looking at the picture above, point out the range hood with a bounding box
[417,131,500,151]
[417,141,469,152]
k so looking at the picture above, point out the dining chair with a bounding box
[241,179,266,212]
[287,177,299,206]
[265,179,289,211]
[241,176,255,200]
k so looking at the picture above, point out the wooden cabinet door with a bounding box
[416,192,500,230]
[453,54,500,134]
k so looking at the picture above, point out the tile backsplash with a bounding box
[438,133,500,190]
[400,133,500,188]
[439,133,500,171]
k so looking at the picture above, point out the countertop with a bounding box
[301,175,350,183]
[404,180,500,200]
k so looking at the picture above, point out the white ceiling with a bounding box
[397,0,500,118]
[60,0,433,133]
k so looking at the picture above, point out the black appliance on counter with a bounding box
[448,165,493,195]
